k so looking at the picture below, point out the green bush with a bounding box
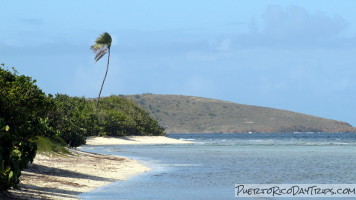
[0,65,50,191]
[0,66,52,140]
[48,94,90,147]
[48,95,165,143]
[98,96,165,136]
[0,125,37,190]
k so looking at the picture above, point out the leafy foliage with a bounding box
[0,126,37,190]
[0,66,52,140]
[91,32,112,62]
[49,95,165,142]
[46,94,165,147]
[98,96,165,136]
[48,94,89,147]
[0,65,165,191]
[0,65,49,191]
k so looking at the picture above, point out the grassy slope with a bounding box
[36,137,69,155]
[126,94,355,133]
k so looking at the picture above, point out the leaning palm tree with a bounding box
[91,32,112,107]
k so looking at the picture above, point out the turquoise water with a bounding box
[79,133,356,200]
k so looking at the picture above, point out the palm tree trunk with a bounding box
[96,49,110,107]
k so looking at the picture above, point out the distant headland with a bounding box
[125,94,356,133]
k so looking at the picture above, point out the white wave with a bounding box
[179,138,195,141]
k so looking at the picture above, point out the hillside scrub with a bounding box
[127,94,356,133]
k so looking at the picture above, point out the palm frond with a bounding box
[91,32,112,62]
[95,32,112,48]
[90,44,104,53]
[94,49,108,62]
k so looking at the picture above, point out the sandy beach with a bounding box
[3,136,190,200]
[86,135,192,145]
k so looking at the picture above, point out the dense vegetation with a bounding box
[0,65,164,191]
[97,96,165,137]
[0,65,51,191]
[48,94,165,147]
[127,94,356,133]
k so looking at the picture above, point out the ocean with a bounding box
[79,133,356,200]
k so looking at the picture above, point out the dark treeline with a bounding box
[0,65,164,191]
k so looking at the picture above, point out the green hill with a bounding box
[125,94,356,133]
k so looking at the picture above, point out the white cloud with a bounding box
[259,5,349,46]
[264,5,347,35]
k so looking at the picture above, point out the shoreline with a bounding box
[85,135,193,145]
[5,136,190,200]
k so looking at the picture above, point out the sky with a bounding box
[1,0,356,126]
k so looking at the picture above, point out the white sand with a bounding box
[6,136,190,200]
[8,149,150,200]
[86,136,192,145]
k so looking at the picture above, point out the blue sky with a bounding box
[1,0,356,126]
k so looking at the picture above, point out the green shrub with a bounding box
[0,65,51,191]
[0,66,52,140]
[0,129,37,190]
[48,94,90,147]
[98,96,165,136]
[48,95,165,144]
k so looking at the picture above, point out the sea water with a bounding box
[79,133,356,200]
